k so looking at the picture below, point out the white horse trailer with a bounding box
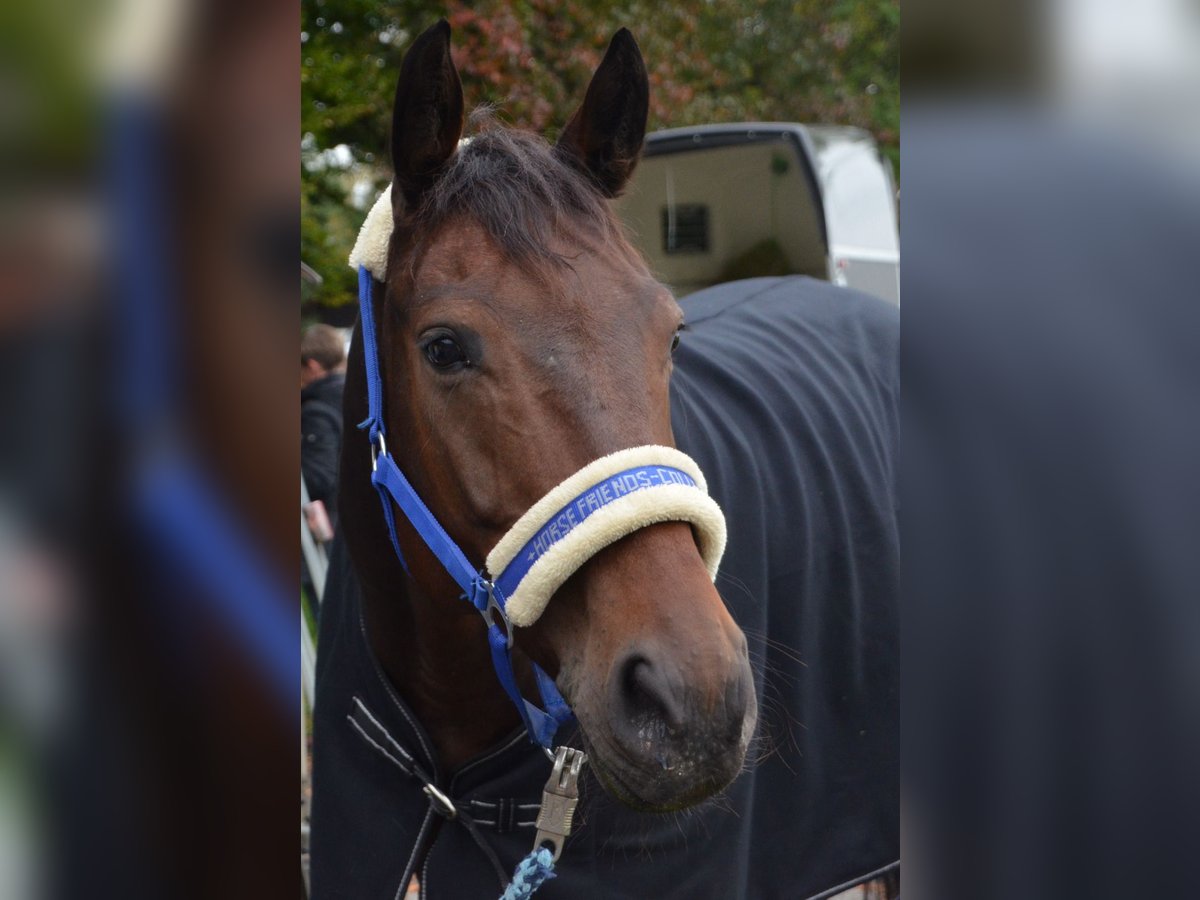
[617,123,899,304]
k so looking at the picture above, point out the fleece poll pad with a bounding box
[486,445,727,628]
[348,184,393,283]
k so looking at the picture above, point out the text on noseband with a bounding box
[523,465,698,562]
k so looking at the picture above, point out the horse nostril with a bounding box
[615,652,686,735]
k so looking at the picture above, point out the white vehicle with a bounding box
[617,123,899,304]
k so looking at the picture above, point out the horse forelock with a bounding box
[391,110,643,285]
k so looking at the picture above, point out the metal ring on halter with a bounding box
[477,580,514,650]
[369,433,388,472]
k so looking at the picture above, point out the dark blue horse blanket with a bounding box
[311,276,899,899]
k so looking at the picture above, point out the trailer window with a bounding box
[662,204,709,254]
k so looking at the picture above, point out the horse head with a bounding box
[350,21,756,812]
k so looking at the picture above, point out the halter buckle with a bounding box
[533,746,587,862]
[369,432,388,472]
[476,579,513,649]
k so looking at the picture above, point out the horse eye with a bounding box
[424,336,468,369]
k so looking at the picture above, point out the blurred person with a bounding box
[300,324,345,520]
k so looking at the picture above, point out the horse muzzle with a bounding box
[587,631,758,811]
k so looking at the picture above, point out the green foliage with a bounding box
[301,0,898,309]
[301,165,363,310]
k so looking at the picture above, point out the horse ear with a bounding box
[391,20,464,214]
[554,28,649,198]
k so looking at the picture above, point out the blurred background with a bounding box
[904,1,1200,899]
[2,0,298,897]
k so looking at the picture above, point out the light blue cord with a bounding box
[499,847,556,900]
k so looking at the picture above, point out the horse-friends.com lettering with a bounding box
[525,467,697,561]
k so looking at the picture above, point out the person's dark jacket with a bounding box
[301,372,345,515]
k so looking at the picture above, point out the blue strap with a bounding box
[370,469,411,576]
[493,464,698,600]
[111,95,295,722]
[135,455,297,710]
[372,454,575,748]
[356,265,385,445]
[487,623,563,748]
[112,97,174,425]
[356,267,573,749]
[534,665,574,724]
[372,453,479,592]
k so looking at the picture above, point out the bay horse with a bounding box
[312,21,899,900]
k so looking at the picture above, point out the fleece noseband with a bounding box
[351,189,726,750]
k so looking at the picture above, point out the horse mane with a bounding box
[396,108,639,280]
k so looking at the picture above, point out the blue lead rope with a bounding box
[499,848,556,900]
[356,267,574,750]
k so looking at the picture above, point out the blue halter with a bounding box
[356,266,574,749]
